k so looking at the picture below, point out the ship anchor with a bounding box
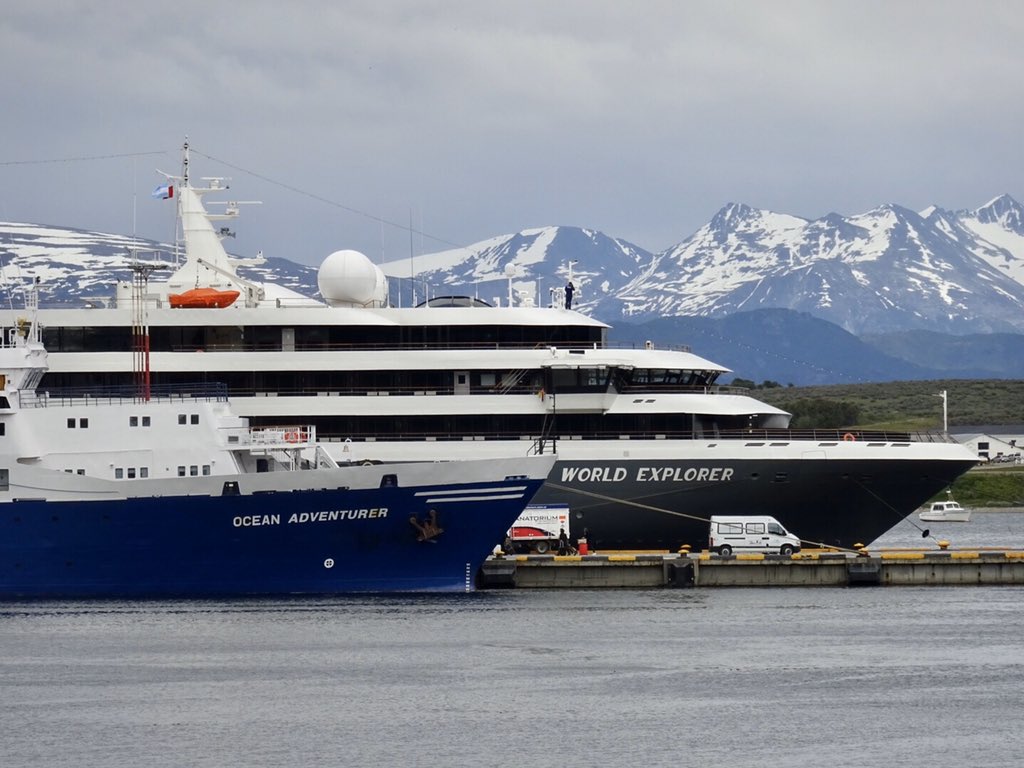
[409,509,444,543]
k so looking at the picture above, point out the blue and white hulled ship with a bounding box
[0,294,554,597]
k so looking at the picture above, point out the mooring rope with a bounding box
[544,481,865,554]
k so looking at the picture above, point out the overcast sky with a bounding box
[2,1,1022,267]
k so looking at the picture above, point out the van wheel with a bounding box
[718,544,732,557]
[780,544,795,556]
[534,541,550,554]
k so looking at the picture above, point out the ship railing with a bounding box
[21,382,230,409]
[715,427,958,443]
[151,340,693,354]
[530,438,557,456]
[313,428,957,444]
[223,425,318,448]
[230,382,747,398]
[614,383,747,394]
[163,340,607,353]
[241,384,727,397]
[247,385,558,397]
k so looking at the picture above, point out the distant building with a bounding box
[950,425,1024,463]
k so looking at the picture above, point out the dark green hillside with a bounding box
[753,379,1024,429]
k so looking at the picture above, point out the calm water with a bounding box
[2,511,1024,768]
[871,507,1024,549]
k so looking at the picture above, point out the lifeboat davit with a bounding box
[168,288,241,309]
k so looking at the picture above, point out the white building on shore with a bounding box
[951,426,1024,463]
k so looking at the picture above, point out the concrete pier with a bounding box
[477,550,1024,589]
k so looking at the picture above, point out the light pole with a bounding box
[933,389,948,432]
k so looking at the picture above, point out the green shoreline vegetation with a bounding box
[747,378,1024,431]
[940,467,1024,508]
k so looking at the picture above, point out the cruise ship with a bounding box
[3,149,977,551]
[0,291,554,596]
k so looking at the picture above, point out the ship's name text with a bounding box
[232,508,389,527]
[560,466,735,483]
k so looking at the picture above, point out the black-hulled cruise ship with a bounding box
[5,148,977,550]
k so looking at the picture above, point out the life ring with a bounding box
[284,431,300,443]
[842,432,856,442]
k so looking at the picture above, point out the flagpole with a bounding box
[933,390,948,432]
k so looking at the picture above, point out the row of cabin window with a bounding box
[110,466,210,478]
[66,414,201,429]
[136,415,200,425]
[114,467,149,479]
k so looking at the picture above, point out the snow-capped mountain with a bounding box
[378,195,1024,334]
[599,195,1024,334]
[0,221,320,306]
[380,226,651,309]
[3,194,1024,337]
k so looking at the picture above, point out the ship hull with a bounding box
[530,455,978,550]
[0,477,546,597]
[319,438,977,550]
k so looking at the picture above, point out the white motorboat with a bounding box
[919,499,972,522]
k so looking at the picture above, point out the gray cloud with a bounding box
[2,1,1022,267]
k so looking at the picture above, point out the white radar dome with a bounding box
[317,249,388,307]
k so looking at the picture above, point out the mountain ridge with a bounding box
[4,191,1024,385]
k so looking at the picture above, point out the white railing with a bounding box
[223,425,317,448]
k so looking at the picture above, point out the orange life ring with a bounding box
[842,432,856,442]
[284,431,300,443]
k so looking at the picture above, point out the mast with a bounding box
[182,136,189,186]
[409,208,416,307]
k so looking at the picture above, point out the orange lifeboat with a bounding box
[168,288,241,309]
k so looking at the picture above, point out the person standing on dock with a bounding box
[558,527,569,555]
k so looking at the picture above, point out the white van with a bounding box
[708,515,801,556]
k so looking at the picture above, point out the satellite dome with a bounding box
[317,249,387,307]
